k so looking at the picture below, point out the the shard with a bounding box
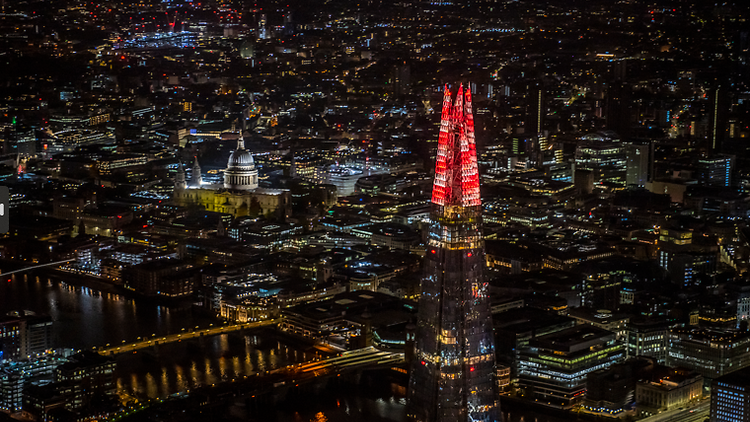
[407,84,499,422]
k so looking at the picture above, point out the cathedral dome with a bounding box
[228,148,254,168]
[224,135,258,190]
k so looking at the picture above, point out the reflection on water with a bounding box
[2,270,575,422]
[0,272,215,349]
[115,334,314,400]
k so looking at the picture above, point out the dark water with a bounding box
[116,333,315,401]
[1,270,571,422]
[0,271,213,350]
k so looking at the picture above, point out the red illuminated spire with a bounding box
[431,84,481,208]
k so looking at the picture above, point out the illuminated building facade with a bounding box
[697,155,734,188]
[407,85,499,422]
[574,133,626,187]
[173,135,291,219]
[635,370,702,418]
[711,366,750,422]
[518,325,624,409]
[668,327,750,379]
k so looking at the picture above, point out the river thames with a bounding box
[0,270,575,422]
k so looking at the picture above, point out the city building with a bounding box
[280,291,412,350]
[173,135,291,219]
[711,366,750,422]
[122,259,196,297]
[493,307,576,382]
[697,155,735,188]
[625,142,652,187]
[44,351,116,414]
[583,358,656,417]
[517,325,624,409]
[0,317,21,361]
[313,164,366,197]
[625,317,671,363]
[407,85,499,422]
[668,327,750,379]
[574,133,626,187]
[0,353,71,413]
[658,244,717,287]
[0,312,52,361]
[635,369,703,417]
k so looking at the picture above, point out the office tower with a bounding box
[625,142,652,188]
[697,155,734,188]
[526,82,543,138]
[708,86,729,153]
[407,84,499,422]
[575,134,627,187]
[283,12,294,36]
[606,83,632,140]
[392,63,411,97]
[258,14,269,40]
[711,366,750,422]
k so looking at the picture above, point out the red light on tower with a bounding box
[431,84,480,208]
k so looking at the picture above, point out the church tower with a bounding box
[189,156,202,188]
[174,160,187,192]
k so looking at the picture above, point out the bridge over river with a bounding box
[95,319,279,356]
[108,347,405,421]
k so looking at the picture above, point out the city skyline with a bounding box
[1,0,749,421]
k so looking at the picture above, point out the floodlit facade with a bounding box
[173,134,291,219]
[407,84,499,422]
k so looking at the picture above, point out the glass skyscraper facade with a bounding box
[407,85,499,422]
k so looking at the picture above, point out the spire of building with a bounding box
[174,160,187,192]
[431,84,481,210]
[407,84,499,422]
[189,156,202,188]
[237,132,245,150]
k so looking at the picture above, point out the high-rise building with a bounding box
[711,366,750,422]
[407,84,499,422]
[575,133,626,187]
[258,14,269,40]
[526,82,544,138]
[606,83,632,140]
[625,142,652,188]
[708,86,729,153]
[697,155,734,188]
